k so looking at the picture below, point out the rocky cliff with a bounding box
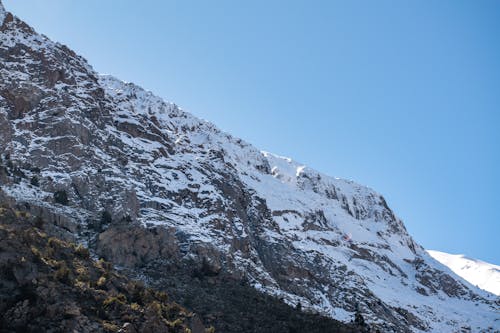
[0,2,498,332]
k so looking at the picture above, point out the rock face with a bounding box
[96,225,181,268]
[0,2,498,332]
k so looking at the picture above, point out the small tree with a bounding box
[354,303,371,332]
[101,211,112,224]
[30,176,39,187]
[34,216,44,229]
[354,311,366,327]
[296,302,302,312]
[54,190,68,205]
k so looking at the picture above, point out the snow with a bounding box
[428,250,500,296]
[0,2,6,26]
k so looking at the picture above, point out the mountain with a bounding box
[428,250,500,296]
[0,2,498,332]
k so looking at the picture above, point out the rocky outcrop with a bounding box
[96,225,180,268]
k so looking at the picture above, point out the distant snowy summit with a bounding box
[428,250,500,296]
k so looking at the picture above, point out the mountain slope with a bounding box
[428,250,500,296]
[0,192,363,333]
[0,2,498,332]
[0,200,205,333]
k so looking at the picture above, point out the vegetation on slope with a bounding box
[0,204,206,333]
[138,256,366,333]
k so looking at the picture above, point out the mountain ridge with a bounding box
[428,250,500,296]
[0,2,498,332]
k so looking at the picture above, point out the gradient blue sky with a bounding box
[4,1,499,264]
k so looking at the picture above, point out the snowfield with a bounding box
[428,250,500,296]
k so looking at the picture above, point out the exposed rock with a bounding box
[96,225,180,268]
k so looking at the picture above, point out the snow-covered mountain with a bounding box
[428,250,500,296]
[0,2,498,332]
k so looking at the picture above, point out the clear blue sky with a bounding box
[4,1,499,264]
